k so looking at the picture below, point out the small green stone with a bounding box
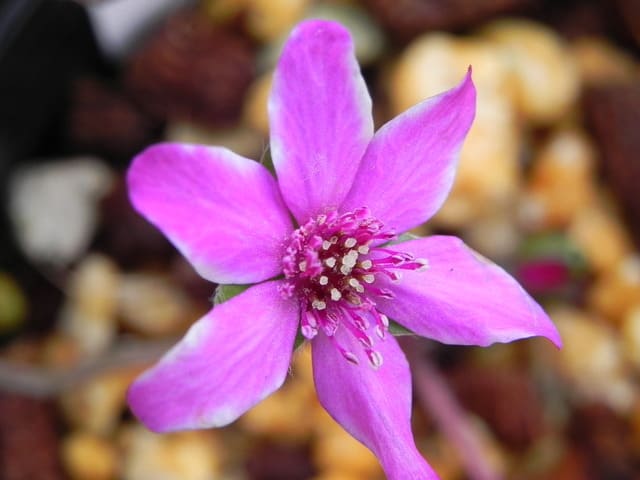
[0,273,27,334]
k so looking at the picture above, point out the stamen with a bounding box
[345,292,362,305]
[369,287,394,299]
[281,207,428,368]
[343,351,359,365]
[306,312,318,328]
[312,299,327,310]
[301,310,318,339]
[360,259,373,270]
[366,349,383,369]
[301,324,317,339]
[416,258,430,271]
[348,278,365,293]
[342,250,358,268]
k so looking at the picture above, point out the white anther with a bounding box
[344,237,357,248]
[361,274,375,284]
[322,240,332,250]
[346,293,362,305]
[330,288,342,301]
[299,261,307,272]
[325,257,337,268]
[348,278,365,293]
[312,299,327,310]
[360,259,373,270]
[319,275,329,285]
[330,236,338,244]
[380,314,389,328]
[306,313,318,328]
[357,245,370,254]
[340,264,352,275]
[367,350,383,369]
[416,258,430,271]
[343,351,359,365]
[342,250,358,268]
[301,324,318,339]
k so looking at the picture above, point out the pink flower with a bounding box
[127,20,561,479]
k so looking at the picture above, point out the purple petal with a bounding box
[128,143,293,284]
[312,330,438,479]
[127,280,300,432]
[341,70,476,233]
[374,236,562,347]
[269,20,373,223]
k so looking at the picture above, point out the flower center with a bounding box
[280,207,428,368]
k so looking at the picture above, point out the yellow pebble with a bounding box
[622,305,640,369]
[60,368,141,435]
[588,255,640,324]
[521,127,596,229]
[59,254,120,356]
[313,409,383,477]
[567,200,633,274]
[240,344,316,442]
[243,70,274,136]
[120,426,222,480]
[482,19,580,124]
[245,0,310,42]
[118,273,195,337]
[62,432,119,480]
[551,306,634,412]
[388,33,521,227]
[571,36,638,86]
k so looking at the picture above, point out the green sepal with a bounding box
[212,284,251,305]
[388,320,416,336]
[293,331,306,350]
[258,146,275,175]
[388,232,420,245]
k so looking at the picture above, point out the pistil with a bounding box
[280,207,427,368]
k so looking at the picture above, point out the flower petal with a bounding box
[341,70,476,233]
[312,330,438,479]
[127,280,299,432]
[374,236,562,347]
[128,143,293,284]
[269,19,373,223]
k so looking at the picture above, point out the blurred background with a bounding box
[1,0,639,478]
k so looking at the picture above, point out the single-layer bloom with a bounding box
[127,20,561,479]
